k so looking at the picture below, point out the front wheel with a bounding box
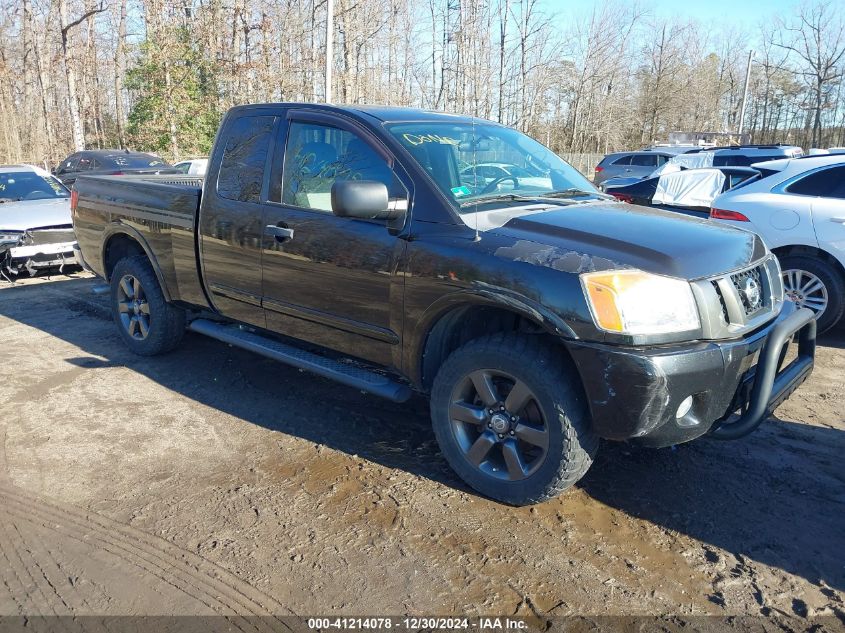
[430,333,598,505]
[779,255,844,334]
[110,255,185,355]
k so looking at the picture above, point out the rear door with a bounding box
[198,112,277,328]
[259,111,411,367]
[627,153,659,179]
[601,154,632,181]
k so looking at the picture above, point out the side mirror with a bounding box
[332,180,396,220]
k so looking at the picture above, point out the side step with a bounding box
[188,318,413,403]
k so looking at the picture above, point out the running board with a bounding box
[188,319,412,403]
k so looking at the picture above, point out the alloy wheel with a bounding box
[782,268,828,318]
[116,274,151,340]
[448,369,549,481]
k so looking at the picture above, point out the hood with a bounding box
[0,198,72,231]
[487,201,766,280]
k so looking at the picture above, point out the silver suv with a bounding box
[594,151,674,185]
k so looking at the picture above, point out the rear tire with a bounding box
[779,255,844,334]
[110,255,185,355]
[430,333,598,505]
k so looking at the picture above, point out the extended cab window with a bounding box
[217,115,274,203]
[629,154,657,166]
[280,121,405,212]
[786,166,845,198]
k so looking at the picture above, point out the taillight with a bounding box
[595,165,604,173]
[70,189,78,212]
[610,192,634,203]
[113,170,124,176]
[710,207,750,221]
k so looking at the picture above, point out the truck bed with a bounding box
[72,174,209,307]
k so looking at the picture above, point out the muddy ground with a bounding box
[0,274,843,626]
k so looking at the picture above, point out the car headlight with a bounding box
[581,269,701,335]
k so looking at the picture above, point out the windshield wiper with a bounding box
[459,193,542,208]
[0,197,22,204]
[543,188,614,200]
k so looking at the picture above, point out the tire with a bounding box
[430,333,598,505]
[109,255,185,355]
[779,255,845,334]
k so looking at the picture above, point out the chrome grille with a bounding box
[730,265,766,317]
[693,255,783,340]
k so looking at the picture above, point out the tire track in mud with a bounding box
[0,483,294,628]
[0,283,294,627]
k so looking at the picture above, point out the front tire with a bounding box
[430,333,598,505]
[779,255,844,334]
[110,255,185,355]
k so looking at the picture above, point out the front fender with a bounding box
[404,286,579,387]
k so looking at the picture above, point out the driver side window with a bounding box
[280,121,406,213]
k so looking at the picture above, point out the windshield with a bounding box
[0,170,69,202]
[388,122,598,210]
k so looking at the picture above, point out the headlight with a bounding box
[581,269,701,335]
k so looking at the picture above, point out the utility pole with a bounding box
[737,49,754,139]
[325,0,334,103]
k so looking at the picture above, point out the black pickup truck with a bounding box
[72,103,816,505]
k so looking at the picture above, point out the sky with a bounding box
[546,0,802,43]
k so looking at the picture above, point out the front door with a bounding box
[259,114,410,368]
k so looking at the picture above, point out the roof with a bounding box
[75,149,159,157]
[230,102,486,124]
[0,165,38,173]
[753,153,845,173]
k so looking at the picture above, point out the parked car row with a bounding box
[594,144,803,186]
[1,150,210,279]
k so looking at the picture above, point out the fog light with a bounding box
[675,395,693,419]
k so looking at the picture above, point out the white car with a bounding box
[710,154,845,332]
[0,165,79,276]
[172,158,208,176]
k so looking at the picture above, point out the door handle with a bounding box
[265,224,294,241]
[831,217,845,224]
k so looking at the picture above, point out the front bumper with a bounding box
[3,241,79,275]
[566,301,816,447]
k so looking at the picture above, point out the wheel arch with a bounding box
[102,225,172,302]
[772,244,845,280]
[410,291,578,392]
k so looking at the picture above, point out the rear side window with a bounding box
[217,116,274,203]
[106,154,167,168]
[629,154,657,166]
[611,155,633,165]
[786,166,845,198]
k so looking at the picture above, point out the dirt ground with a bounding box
[0,273,843,625]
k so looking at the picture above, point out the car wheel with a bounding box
[110,255,185,355]
[779,255,845,334]
[430,333,598,505]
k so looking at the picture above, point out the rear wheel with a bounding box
[779,255,844,334]
[110,255,185,355]
[430,333,598,505]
